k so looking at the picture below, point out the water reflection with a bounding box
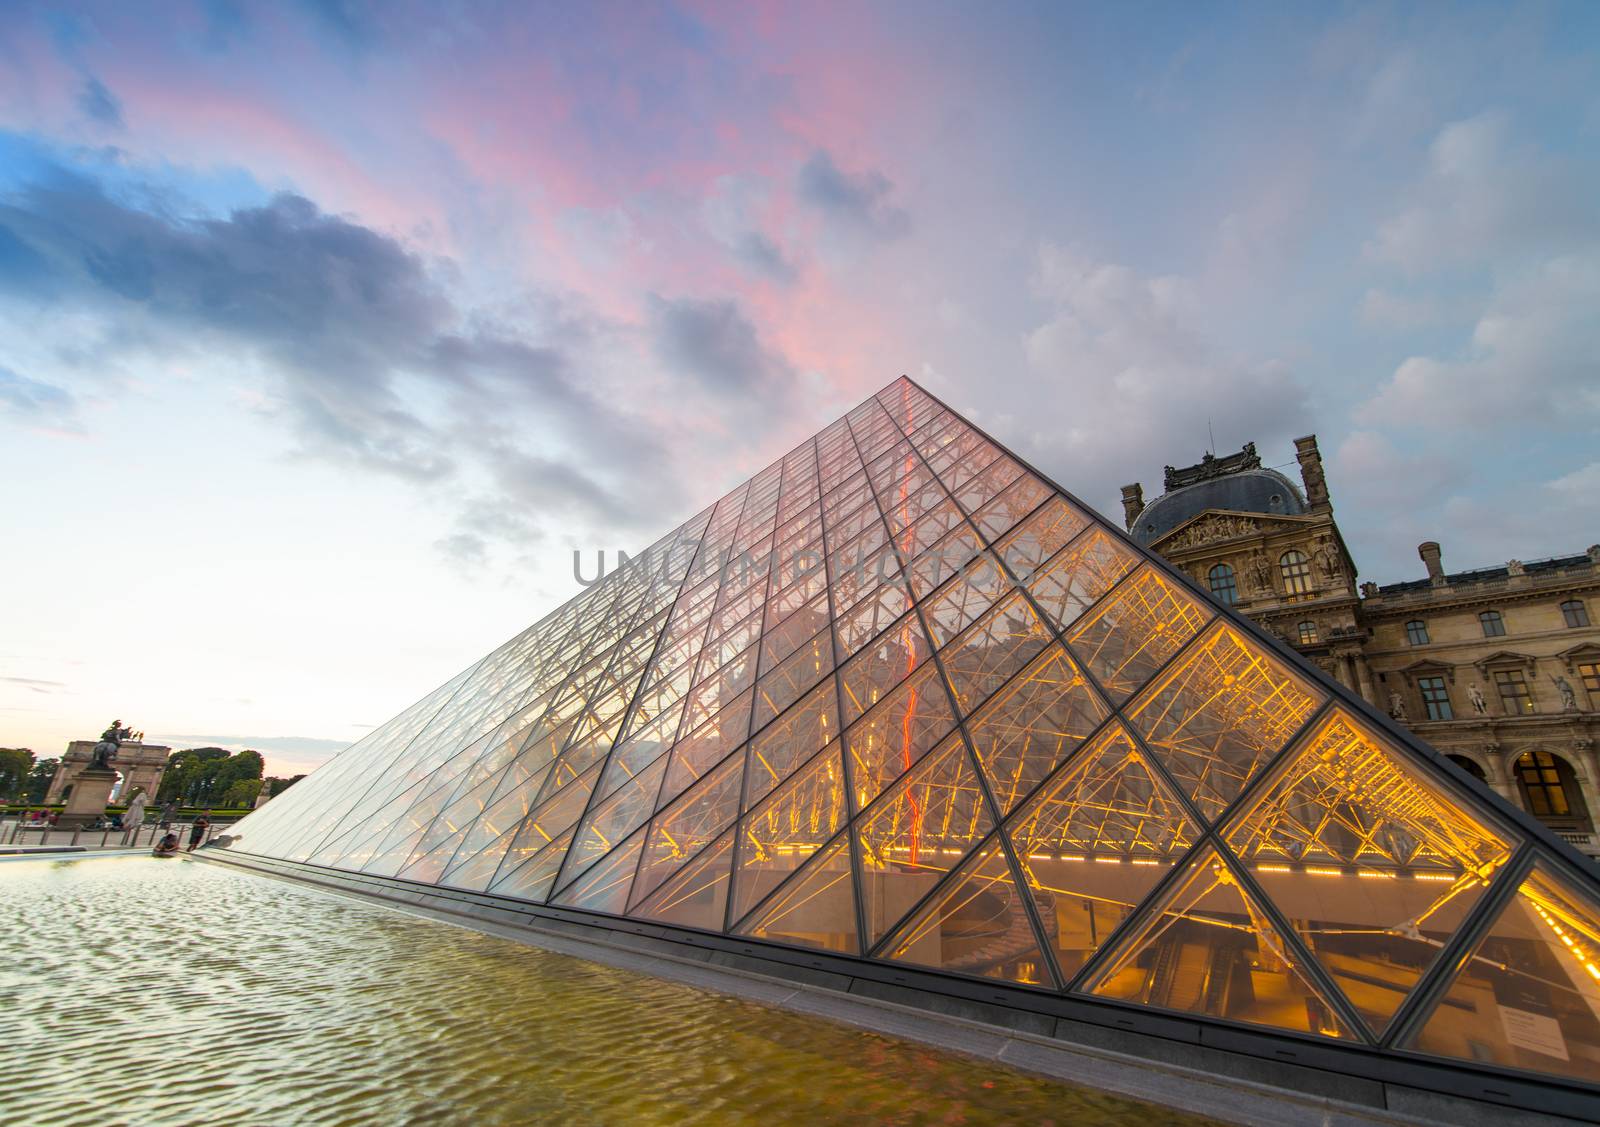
[0,857,1212,1126]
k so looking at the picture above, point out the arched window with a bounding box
[1447,754,1487,783]
[1405,620,1430,646]
[1562,599,1590,628]
[1514,751,1591,825]
[1479,609,1506,637]
[1296,621,1318,645]
[1279,550,1313,597]
[1208,563,1238,606]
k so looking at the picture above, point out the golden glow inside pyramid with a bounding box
[221,376,1600,1086]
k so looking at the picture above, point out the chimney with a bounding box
[1419,541,1446,586]
[1294,435,1330,510]
[1120,483,1145,531]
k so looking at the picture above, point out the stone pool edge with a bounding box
[194,850,1591,1127]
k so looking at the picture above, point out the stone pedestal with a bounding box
[57,767,117,829]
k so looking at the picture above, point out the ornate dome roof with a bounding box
[1132,468,1306,545]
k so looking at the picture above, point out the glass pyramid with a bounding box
[220,376,1600,1086]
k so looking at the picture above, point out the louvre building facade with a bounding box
[215,378,1600,1120]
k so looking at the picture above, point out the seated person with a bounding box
[152,832,181,856]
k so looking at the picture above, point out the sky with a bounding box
[2,1,1597,776]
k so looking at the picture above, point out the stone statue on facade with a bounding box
[1360,581,1378,598]
[1389,691,1408,722]
[90,720,134,770]
[1507,559,1526,577]
[1468,683,1488,715]
[1248,551,1273,595]
[1313,537,1342,581]
[1552,676,1579,713]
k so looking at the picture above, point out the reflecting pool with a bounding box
[1,856,1216,1125]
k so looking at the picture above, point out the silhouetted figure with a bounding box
[187,815,210,852]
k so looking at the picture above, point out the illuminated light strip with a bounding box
[1305,867,1342,877]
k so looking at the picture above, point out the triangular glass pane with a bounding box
[880,838,1053,988]
[1083,843,1358,1040]
[939,590,1052,716]
[921,551,1012,647]
[439,820,520,891]
[744,676,839,807]
[844,663,958,808]
[753,625,836,731]
[857,737,993,946]
[1225,708,1516,1036]
[1404,862,1600,1081]
[1026,527,1139,632]
[963,644,1110,816]
[497,761,601,876]
[1006,722,1198,981]
[994,496,1093,582]
[559,756,667,892]
[489,827,576,902]
[396,823,470,885]
[552,829,645,915]
[735,834,860,955]
[838,612,931,725]
[730,744,848,924]
[1129,621,1323,824]
[631,753,745,909]
[594,698,686,804]
[1066,564,1211,703]
[633,828,736,931]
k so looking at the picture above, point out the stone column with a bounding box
[1353,655,1378,707]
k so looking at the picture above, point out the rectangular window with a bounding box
[1494,670,1535,715]
[1405,620,1429,646]
[1562,600,1590,628]
[1579,662,1600,698]
[1418,677,1453,721]
[1480,610,1506,637]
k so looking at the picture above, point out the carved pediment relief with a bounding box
[1397,658,1457,684]
[1153,510,1314,552]
[1473,649,1538,674]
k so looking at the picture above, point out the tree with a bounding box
[158,747,264,805]
[25,758,58,803]
[222,778,263,809]
[263,774,304,798]
[0,749,34,801]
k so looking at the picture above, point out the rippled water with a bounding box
[1,856,1215,1125]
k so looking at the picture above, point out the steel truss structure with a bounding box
[220,377,1600,1104]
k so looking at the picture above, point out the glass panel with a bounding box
[655,698,751,813]
[594,698,686,803]
[561,757,667,890]
[552,830,645,915]
[833,578,912,659]
[1130,622,1323,824]
[1008,723,1198,981]
[730,745,848,925]
[857,738,993,946]
[970,472,1051,542]
[838,612,932,725]
[633,828,735,931]
[631,753,745,909]
[1226,709,1517,1034]
[920,551,1011,646]
[440,820,520,891]
[1027,528,1139,631]
[1084,844,1358,1040]
[939,591,1052,716]
[964,644,1110,816]
[736,834,860,955]
[1406,862,1600,1082]
[994,497,1093,582]
[1066,565,1211,703]
[487,827,576,902]
[752,625,836,731]
[880,838,1053,988]
[743,676,839,807]
[844,663,958,809]
[500,761,602,875]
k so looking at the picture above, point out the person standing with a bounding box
[187,813,210,852]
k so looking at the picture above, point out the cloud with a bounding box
[1365,112,1600,273]
[1356,255,1600,428]
[702,175,797,283]
[77,77,124,128]
[649,294,796,399]
[0,365,78,428]
[796,150,910,242]
[0,676,66,694]
[1014,245,1312,511]
[1357,288,1449,331]
[0,167,676,553]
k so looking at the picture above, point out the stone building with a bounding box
[1123,439,1600,856]
[46,739,172,805]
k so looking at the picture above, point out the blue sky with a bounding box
[2,1,1597,773]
